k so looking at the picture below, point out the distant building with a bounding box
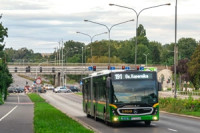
[41,53,52,57]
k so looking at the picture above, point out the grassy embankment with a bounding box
[159,97,200,117]
[75,92,82,96]
[28,93,93,133]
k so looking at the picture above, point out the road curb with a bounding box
[160,111,200,120]
[40,94,101,133]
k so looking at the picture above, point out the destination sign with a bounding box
[113,73,153,80]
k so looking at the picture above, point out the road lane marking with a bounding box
[0,105,18,122]
[17,94,20,103]
[168,128,178,132]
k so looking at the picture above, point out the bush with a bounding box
[159,97,200,114]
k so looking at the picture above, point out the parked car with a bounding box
[44,84,54,90]
[32,87,46,93]
[8,87,15,93]
[8,87,24,93]
[38,87,46,93]
[69,86,80,92]
[54,86,71,93]
[14,87,24,93]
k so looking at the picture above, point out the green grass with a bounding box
[28,93,93,133]
[181,111,200,117]
[75,92,82,96]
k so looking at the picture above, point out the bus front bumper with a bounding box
[112,115,159,122]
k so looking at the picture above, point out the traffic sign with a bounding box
[36,77,42,85]
[88,66,93,71]
[80,81,83,85]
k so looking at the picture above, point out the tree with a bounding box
[4,47,43,62]
[0,16,13,104]
[149,41,162,64]
[160,43,174,65]
[178,38,197,59]
[116,40,133,63]
[137,44,149,64]
[137,24,146,37]
[188,45,200,90]
[0,17,12,104]
[0,17,8,43]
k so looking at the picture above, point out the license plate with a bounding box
[131,117,141,120]
[121,109,133,114]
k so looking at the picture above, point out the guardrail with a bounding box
[7,62,167,68]
[177,91,200,96]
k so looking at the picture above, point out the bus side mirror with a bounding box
[106,77,111,88]
[158,82,162,91]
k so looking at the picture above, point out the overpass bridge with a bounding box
[8,63,169,87]
[8,63,167,74]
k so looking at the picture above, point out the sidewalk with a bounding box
[0,93,34,133]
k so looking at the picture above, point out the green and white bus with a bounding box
[82,68,161,126]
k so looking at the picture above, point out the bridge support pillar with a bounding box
[55,72,61,87]
[53,74,56,86]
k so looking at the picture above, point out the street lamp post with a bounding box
[109,3,170,65]
[54,47,57,66]
[84,19,134,66]
[81,47,83,79]
[143,53,149,67]
[76,31,107,65]
[174,0,178,98]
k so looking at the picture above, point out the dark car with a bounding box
[14,87,24,93]
[38,87,46,93]
[8,87,15,93]
[69,86,80,92]
[32,87,46,93]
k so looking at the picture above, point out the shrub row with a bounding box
[159,97,200,114]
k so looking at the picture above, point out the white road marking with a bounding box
[17,94,20,103]
[151,123,156,126]
[168,128,178,132]
[0,105,18,122]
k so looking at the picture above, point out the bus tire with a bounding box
[94,107,98,121]
[86,105,90,117]
[144,121,151,126]
[104,109,108,125]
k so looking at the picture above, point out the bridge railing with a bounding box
[8,62,167,69]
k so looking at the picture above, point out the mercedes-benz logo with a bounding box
[133,109,138,114]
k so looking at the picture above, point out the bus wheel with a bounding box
[104,112,109,125]
[86,106,90,118]
[144,121,151,126]
[94,109,98,121]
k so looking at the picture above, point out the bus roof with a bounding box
[89,70,125,77]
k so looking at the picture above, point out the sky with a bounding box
[0,0,200,53]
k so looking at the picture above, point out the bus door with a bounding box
[90,77,94,116]
[94,81,98,116]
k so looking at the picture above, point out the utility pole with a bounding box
[174,0,178,98]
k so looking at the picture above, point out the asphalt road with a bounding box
[0,93,34,133]
[41,91,200,133]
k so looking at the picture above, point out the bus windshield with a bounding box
[112,80,157,105]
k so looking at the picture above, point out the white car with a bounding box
[54,86,71,93]
[44,84,54,90]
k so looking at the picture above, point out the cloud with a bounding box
[1,0,200,53]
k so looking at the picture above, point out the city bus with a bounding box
[82,67,161,126]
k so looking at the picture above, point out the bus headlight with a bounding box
[113,116,119,122]
[153,116,158,121]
